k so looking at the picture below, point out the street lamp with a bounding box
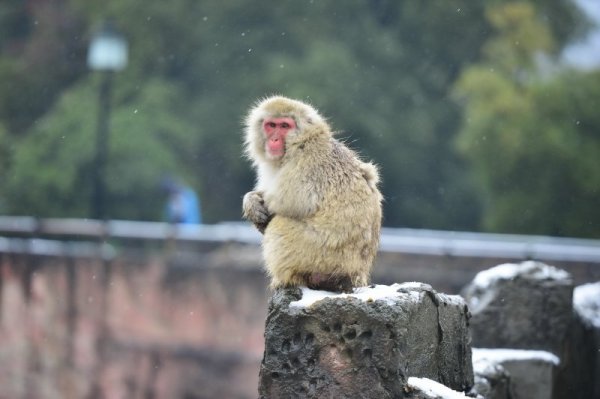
[87,20,128,220]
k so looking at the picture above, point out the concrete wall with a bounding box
[0,235,599,398]
[374,250,600,294]
[0,245,269,399]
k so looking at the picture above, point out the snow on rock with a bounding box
[407,377,473,399]
[472,356,507,376]
[472,348,560,366]
[574,281,600,328]
[471,260,570,290]
[289,282,430,308]
[471,358,511,399]
[436,292,467,307]
[289,283,468,310]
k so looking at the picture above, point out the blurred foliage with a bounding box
[455,3,600,237]
[0,1,86,134]
[0,0,597,238]
[5,77,196,219]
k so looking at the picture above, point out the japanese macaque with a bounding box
[242,96,382,292]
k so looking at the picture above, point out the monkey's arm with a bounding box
[242,191,273,234]
[264,160,323,220]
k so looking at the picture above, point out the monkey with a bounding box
[242,96,382,293]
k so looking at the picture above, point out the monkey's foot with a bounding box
[305,273,353,293]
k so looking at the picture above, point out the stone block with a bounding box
[472,348,558,399]
[462,261,573,354]
[258,283,473,399]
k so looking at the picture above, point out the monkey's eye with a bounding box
[266,122,276,128]
[281,122,290,129]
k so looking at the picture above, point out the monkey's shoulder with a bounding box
[279,137,379,193]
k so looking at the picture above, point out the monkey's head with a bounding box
[245,96,329,164]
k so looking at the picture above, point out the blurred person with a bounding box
[161,177,201,224]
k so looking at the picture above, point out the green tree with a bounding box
[455,3,600,237]
[1,0,586,228]
[0,1,86,135]
[5,77,196,219]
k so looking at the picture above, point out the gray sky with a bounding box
[563,0,600,69]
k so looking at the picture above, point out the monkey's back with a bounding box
[263,138,382,288]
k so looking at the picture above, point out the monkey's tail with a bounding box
[360,162,380,191]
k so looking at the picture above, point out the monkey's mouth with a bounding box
[266,149,285,160]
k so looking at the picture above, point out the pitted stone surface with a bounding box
[258,284,473,399]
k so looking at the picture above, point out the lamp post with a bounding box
[87,20,128,220]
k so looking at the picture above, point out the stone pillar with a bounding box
[258,283,473,399]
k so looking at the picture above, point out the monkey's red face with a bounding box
[263,117,296,159]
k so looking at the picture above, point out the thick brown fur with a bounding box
[242,96,382,291]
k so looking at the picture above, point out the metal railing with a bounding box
[1,216,600,263]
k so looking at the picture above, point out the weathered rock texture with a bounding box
[462,261,573,355]
[258,283,473,399]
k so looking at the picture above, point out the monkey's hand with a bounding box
[243,191,273,234]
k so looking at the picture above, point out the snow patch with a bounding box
[472,261,570,290]
[574,282,600,328]
[472,356,506,376]
[437,292,467,307]
[473,348,560,366]
[407,377,471,398]
[289,283,426,308]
